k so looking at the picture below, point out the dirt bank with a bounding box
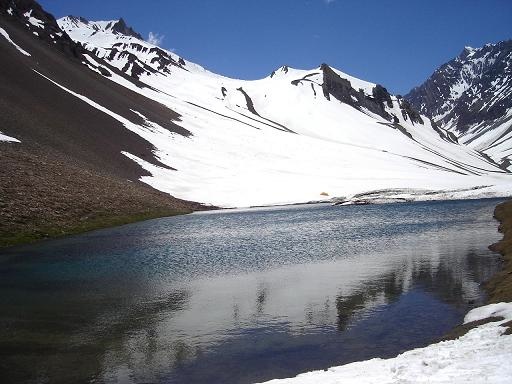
[0,144,213,248]
[486,199,512,303]
[442,199,512,340]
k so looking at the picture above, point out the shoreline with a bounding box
[442,198,512,341]
[485,199,512,303]
[0,143,217,250]
[0,201,219,250]
[0,208,193,249]
[1,195,506,250]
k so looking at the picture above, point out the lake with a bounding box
[0,198,504,384]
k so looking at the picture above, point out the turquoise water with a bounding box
[0,199,504,384]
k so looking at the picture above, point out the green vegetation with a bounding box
[0,208,191,248]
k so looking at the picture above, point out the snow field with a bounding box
[52,17,512,207]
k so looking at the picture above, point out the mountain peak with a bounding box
[58,15,143,40]
[458,46,477,59]
[60,15,89,27]
[111,17,142,39]
[68,15,88,23]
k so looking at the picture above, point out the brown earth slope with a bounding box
[0,144,208,247]
[486,200,512,302]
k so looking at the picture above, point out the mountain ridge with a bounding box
[57,14,196,80]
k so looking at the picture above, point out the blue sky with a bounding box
[39,0,511,94]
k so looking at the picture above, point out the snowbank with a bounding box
[331,187,510,206]
[0,26,31,56]
[257,303,512,384]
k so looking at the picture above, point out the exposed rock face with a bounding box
[270,65,289,78]
[320,64,424,125]
[405,40,512,168]
[396,97,424,125]
[405,40,512,134]
[237,87,260,116]
[321,63,353,103]
[111,17,143,39]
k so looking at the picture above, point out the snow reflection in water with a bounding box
[0,199,503,384]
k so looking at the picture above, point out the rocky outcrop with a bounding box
[321,63,390,120]
[237,87,260,116]
[405,40,512,168]
[320,64,424,126]
[111,17,143,39]
[486,200,512,303]
[270,65,289,78]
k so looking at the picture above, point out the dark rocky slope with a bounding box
[0,0,207,247]
[405,40,512,136]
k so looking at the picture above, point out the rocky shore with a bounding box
[486,200,512,303]
[441,199,512,341]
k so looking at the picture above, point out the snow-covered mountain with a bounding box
[54,15,511,206]
[1,0,512,215]
[406,41,512,169]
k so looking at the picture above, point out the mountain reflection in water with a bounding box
[0,199,503,384]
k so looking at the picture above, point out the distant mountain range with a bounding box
[406,41,512,169]
[1,0,511,244]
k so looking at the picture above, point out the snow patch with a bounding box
[0,131,21,143]
[465,302,512,324]
[23,10,44,29]
[0,27,31,56]
[332,186,508,206]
